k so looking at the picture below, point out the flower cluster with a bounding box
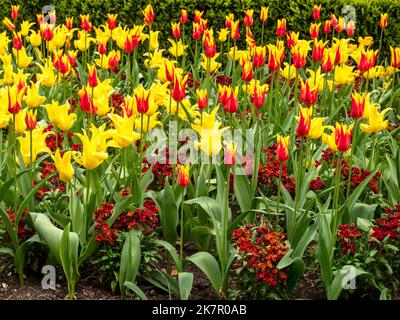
[232,224,289,287]
[94,199,159,245]
[340,159,381,194]
[336,223,361,255]
[370,207,400,241]
[258,144,296,196]
[0,208,31,239]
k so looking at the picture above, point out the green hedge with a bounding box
[1,0,399,56]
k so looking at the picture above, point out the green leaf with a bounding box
[119,229,141,298]
[187,251,222,295]
[153,180,179,245]
[233,174,252,219]
[345,166,380,211]
[178,272,193,300]
[155,239,181,272]
[327,265,370,300]
[185,196,222,222]
[124,281,148,300]
[350,203,377,222]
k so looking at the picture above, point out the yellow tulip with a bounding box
[28,30,42,47]
[217,28,229,42]
[24,81,46,108]
[0,32,11,55]
[13,47,33,69]
[17,126,53,166]
[52,149,74,183]
[74,124,114,170]
[308,117,328,140]
[0,88,12,128]
[145,49,165,69]
[57,102,77,132]
[74,30,93,52]
[91,79,115,116]
[108,111,140,148]
[360,106,391,134]
[150,82,170,106]
[149,31,160,52]
[44,101,61,125]
[37,59,56,87]
[15,109,27,133]
[334,65,355,85]
[168,39,187,57]
[20,21,35,37]
[192,107,230,157]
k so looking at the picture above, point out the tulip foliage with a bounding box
[0,3,399,301]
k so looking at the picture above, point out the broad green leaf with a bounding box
[119,229,141,298]
[187,251,221,294]
[178,272,193,300]
[124,281,148,300]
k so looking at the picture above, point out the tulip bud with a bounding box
[13,32,22,50]
[224,142,237,168]
[312,5,321,20]
[241,60,253,82]
[224,87,238,114]
[80,14,91,32]
[230,20,240,41]
[134,85,150,114]
[252,84,266,108]
[194,10,203,23]
[25,110,37,130]
[78,86,94,114]
[300,80,318,106]
[177,164,190,188]
[11,5,19,21]
[335,123,353,152]
[260,7,269,23]
[87,65,98,87]
[276,134,290,162]
[276,19,286,37]
[172,22,181,39]
[180,9,188,24]
[379,13,388,29]
[350,92,367,119]
[143,4,154,26]
[310,23,320,40]
[98,40,107,55]
[196,89,208,110]
[244,10,253,27]
[323,20,331,35]
[107,14,118,30]
[66,17,74,30]
[192,22,202,40]
[296,107,312,137]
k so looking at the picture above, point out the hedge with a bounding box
[0,0,399,57]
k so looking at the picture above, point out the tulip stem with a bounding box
[109,149,124,202]
[276,162,283,227]
[12,114,17,209]
[332,154,342,236]
[267,73,274,134]
[29,130,33,194]
[179,191,185,271]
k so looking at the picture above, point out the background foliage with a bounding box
[0,0,399,57]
